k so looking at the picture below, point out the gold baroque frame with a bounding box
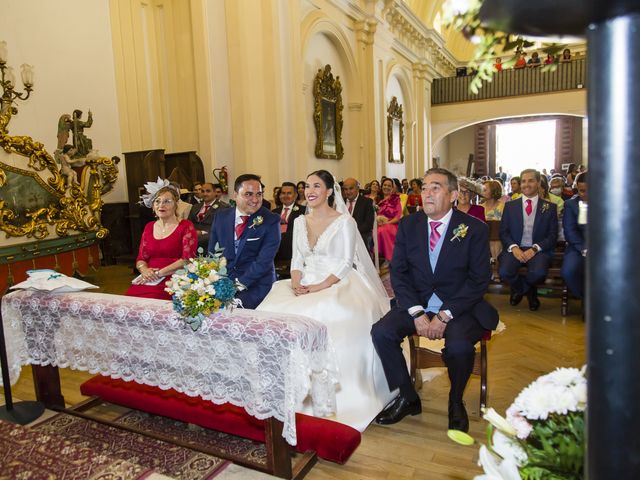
[387,96,404,164]
[313,65,344,160]
[0,108,111,239]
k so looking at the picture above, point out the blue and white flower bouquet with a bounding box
[165,247,237,331]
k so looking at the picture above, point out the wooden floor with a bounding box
[3,266,586,479]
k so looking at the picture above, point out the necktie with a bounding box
[280,207,289,233]
[235,215,250,238]
[525,199,533,216]
[348,200,354,214]
[429,221,442,251]
[197,204,211,222]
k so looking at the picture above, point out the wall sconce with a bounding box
[0,41,35,115]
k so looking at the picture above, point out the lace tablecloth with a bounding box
[1,290,338,445]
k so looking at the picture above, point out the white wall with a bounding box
[0,0,126,202]
[438,125,475,176]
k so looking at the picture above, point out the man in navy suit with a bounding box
[342,177,375,251]
[371,168,498,431]
[273,182,305,276]
[499,169,558,311]
[208,174,280,309]
[561,171,588,299]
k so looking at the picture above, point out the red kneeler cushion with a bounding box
[80,376,360,464]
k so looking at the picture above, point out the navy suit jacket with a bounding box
[500,197,558,253]
[391,209,498,331]
[563,196,585,254]
[273,203,305,261]
[208,206,281,309]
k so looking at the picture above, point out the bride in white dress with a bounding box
[257,170,394,431]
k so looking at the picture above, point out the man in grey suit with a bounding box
[189,182,229,249]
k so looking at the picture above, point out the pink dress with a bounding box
[126,220,198,300]
[377,194,402,261]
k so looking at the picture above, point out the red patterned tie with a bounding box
[348,200,354,214]
[525,199,533,216]
[197,204,211,222]
[280,207,289,233]
[429,221,442,251]
[235,215,250,238]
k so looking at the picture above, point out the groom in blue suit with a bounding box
[372,168,498,432]
[208,174,281,309]
[498,169,558,311]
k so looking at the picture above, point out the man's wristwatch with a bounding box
[410,310,425,319]
[531,245,541,253]
[436,312,450,324]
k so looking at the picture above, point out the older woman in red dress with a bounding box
[127,184,198,300]
[376,178,402,263]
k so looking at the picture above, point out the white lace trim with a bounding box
[1,290,338,446]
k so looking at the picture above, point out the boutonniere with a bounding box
[250,216,264,229]
[450,223,469,242]
[212,203,219,209]
[541,202,549,213]
[292,205,299,212]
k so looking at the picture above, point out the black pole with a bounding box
[587,12,640,479]
[0,295,45,424]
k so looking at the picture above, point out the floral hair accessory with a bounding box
[249,216,264,229]
[451,223,469,242]
[139,177,171,208]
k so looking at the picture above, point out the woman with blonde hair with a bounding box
[127,180,198,299]
[481,179,505,263]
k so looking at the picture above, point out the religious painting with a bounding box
[0,167,59,226]
[387,96,404,163]
[313,65,344,159]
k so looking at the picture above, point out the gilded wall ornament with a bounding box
[387,96,404,163]
[313,65,344,160]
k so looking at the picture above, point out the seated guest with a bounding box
[541,175,564,215]
[190,181,204,204]
[272,186,282,210]
[188,182,230,249]
[510,176,522,199]
[407,178,423,210]
[273,182,305,273]
[550,175,572,201]
[401,178,410,194]
[296,180,307,207]
[208,174,280,309]
[371,168,498,431]
[169,181,193,220]
[499,169,558,311]
[482,180,505,221]
[343,177,375,250]
[366,179,382,204]
[261,182,272,210]
[562,171,587,299]
[377,178,402,263]
[456,178,485,222]
[127,184,198,300]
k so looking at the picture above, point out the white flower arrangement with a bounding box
[475,367,586,480]
[165,246,238,331]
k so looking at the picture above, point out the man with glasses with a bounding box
[208,174,281,308]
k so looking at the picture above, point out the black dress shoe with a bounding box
[375,395,422,425]
[448,401,469,432]
[510,291,523,306]
[527,287,540,311]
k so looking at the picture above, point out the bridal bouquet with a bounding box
[475,367,586,480]
[165,247,237,331]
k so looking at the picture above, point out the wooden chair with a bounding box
[408,330,491,413]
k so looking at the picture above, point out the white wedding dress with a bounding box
[257,213,394,431]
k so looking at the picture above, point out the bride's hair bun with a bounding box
[308,169,335,207]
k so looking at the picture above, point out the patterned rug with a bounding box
[114,410,268,467]
[0,418,152,480]
[27,413,230,479]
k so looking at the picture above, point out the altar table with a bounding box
[1,290,338,478]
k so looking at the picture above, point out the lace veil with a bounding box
[332,181,391,314]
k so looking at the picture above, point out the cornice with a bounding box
[381,0,457,78]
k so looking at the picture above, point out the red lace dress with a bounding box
[126,220,198,300]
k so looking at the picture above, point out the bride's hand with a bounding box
[305,283,329,293]
[292,284,309,296]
